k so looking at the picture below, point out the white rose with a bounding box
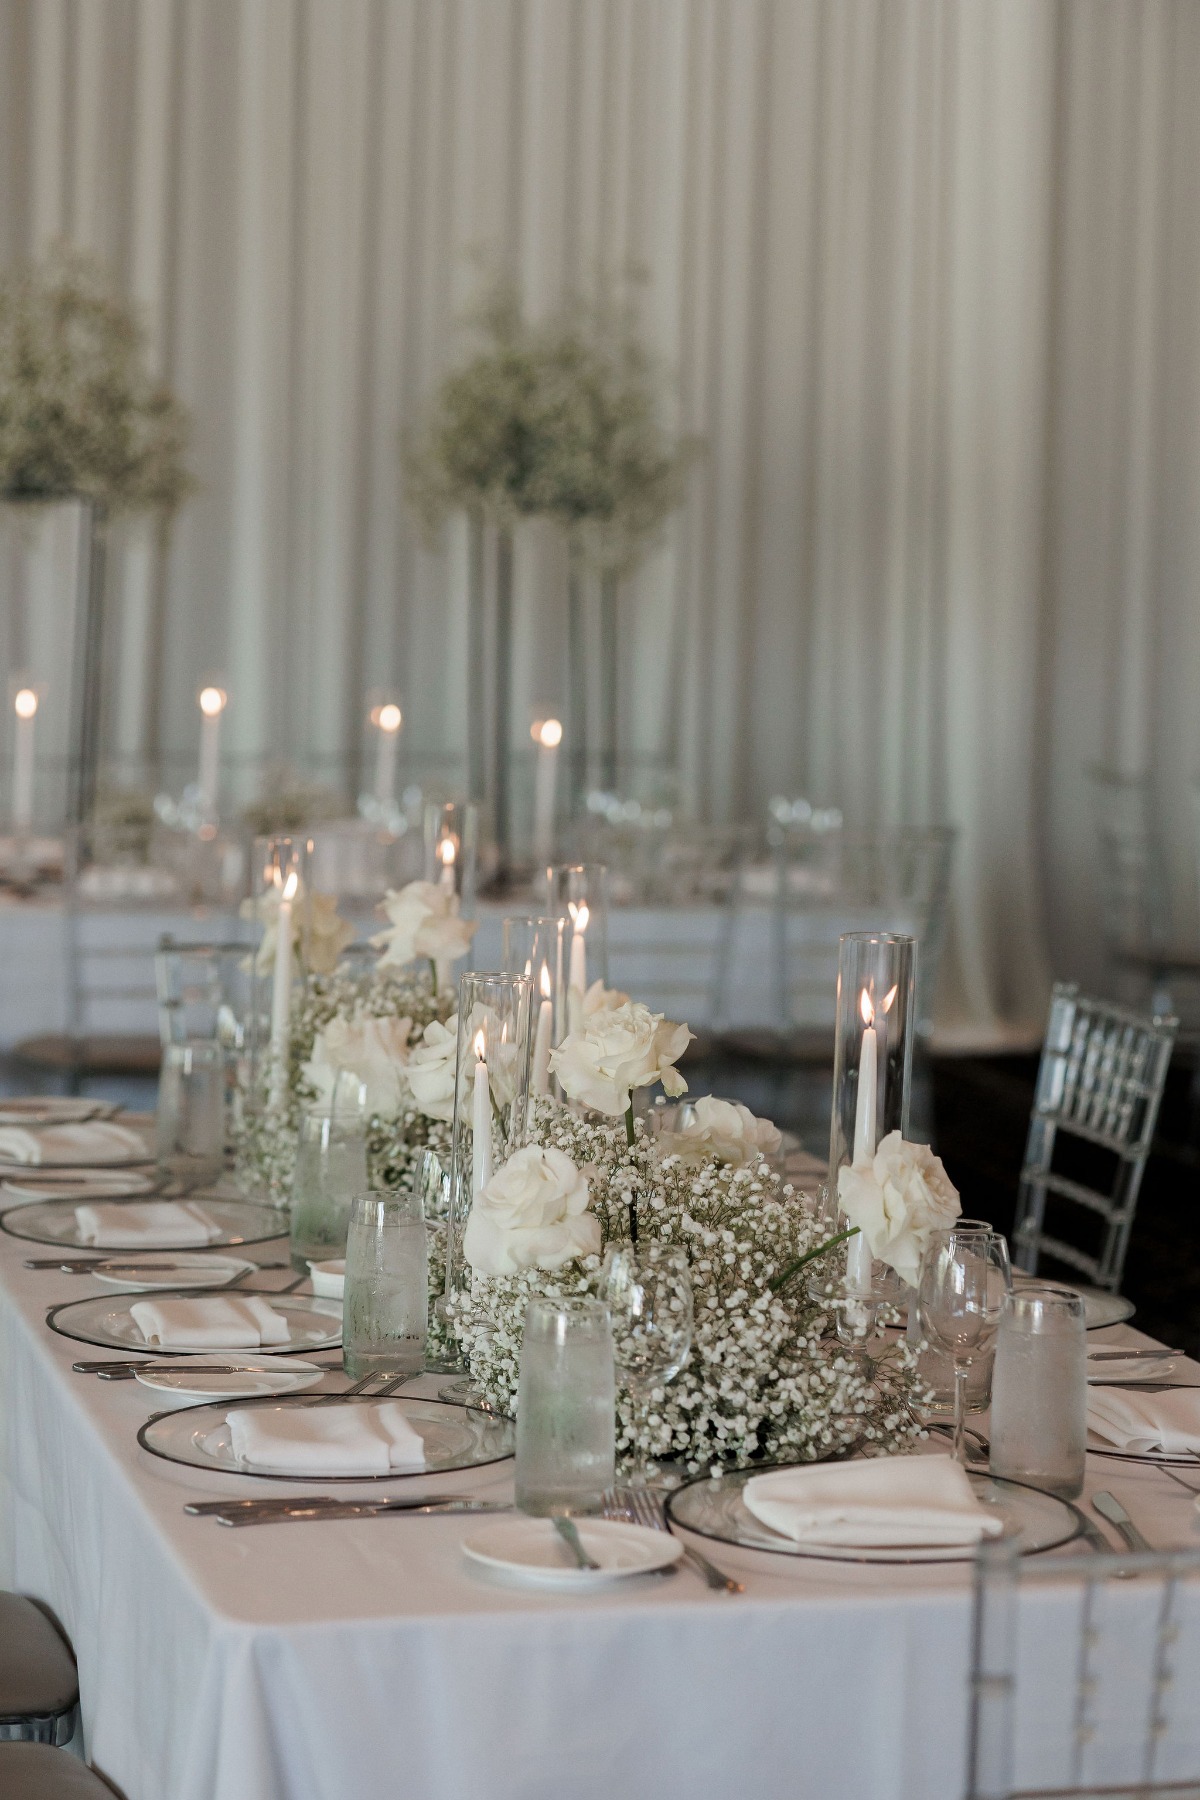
[241,885,354,977]
[371,881,477,971]
[549,1000,692,1118]
[660,1095,782,1168]
[462,1144,600,1276]
[837,1130,961,1286]
[583,978,630,1016]
[301,1014,412,1119]
[405,1015,460,1122]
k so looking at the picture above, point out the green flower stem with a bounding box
[769,1226,861,1296]
[429,959,438,995]
[624,1101,638,1243]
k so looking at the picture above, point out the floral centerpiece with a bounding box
[447,989,955,1474]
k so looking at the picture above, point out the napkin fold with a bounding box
[227,1401,426,1475]
[3,1170,155,1203]
[743,1454,1004,1548]
[75,1200,221,1248]
[1087,1387,1200,1455]
[0,1121,148,1166]
[130,1295,291,1349]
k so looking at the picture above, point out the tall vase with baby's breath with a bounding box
[405,279,698,848]
[0,244,192,824]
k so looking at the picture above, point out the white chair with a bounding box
[1089,768,1200,1017]
[1012,983,1176,1293]
[967,1536,1200,1800]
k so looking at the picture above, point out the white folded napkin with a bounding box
[129,1295,291,1349]
[75,1200,221,1248]
[1087,1387,1200,1455]
[0,1121,148,1166]
[743,1454,1004,1548]
[227,1401,426,1475]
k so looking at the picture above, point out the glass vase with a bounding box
[423,801,478,918]
[501,915,569,1098]
[540,863,610,1029]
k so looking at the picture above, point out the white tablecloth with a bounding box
[2,1232,1199,1800]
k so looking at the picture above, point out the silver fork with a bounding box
[604,1485,745,1594]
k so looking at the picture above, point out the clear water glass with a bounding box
[342,1192,428,1381]
[989,1284,1087,1498]
[601,1243,693,1487]
[156,1041,224,1188]
[917,1227,1011,1465]
[515,1297,615,1516]
[289,1087,369,1271]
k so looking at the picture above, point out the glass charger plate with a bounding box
[665,1465,1081,1564]
[138,1394,515,1482]
[45,1291,342,1355]
[1012,1276,1135,1331]
[1,1196,287,1249]
[1086,1432,1200,1469]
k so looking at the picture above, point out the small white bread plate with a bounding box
[308,1259,345,1299]
[462,1517,683,1590]
[133,1358,325,1405]
[90,1254,258,1291]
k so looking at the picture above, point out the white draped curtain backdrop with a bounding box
[0,0,1198,1040]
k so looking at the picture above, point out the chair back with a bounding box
[967,1535,1200,1800]
[1089,769,1172,957]
[1013,983,1176,1291]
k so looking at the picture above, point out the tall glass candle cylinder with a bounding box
[423,801,478,917]
[252,835,312,1110]
[541,863,610,1029]
[11,684,38,833]
[502,915,569,1097]
[197,684,227,820]
[445,971,534,1305]
[829,933,916,1295]
[371,700,403,806]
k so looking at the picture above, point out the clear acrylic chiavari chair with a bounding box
[967,1536,1200,1800]
[1012,983,1176,1294]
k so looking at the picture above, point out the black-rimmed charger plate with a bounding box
[1,1194,287,1250]
[137,1392,515,1482]
[664,1462,1082,1564]
[45,1289,341,1356]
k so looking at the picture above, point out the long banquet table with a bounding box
[2,1219,1199,1800]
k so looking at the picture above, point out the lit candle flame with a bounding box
[531,717,563,749]
[473,1028,486,1061]
[278,869,299,901]
[198,685,227,717]
[540,961,553,999]
[859,988,874,1028]
[440,839,456,868]
[881,984,898,1015]
[568,900,589,933]
[377,702,402,733]
[13,688,37,720]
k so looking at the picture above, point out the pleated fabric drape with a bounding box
[0,0,1198,1040]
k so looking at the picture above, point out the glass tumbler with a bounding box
[989,1284,1087,1498]
[342,1192,428,1381]
[156,1041,224,1187]
[515,1297,616,1516]
[289,1088,369,1271]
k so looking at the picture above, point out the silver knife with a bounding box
[1092,1490,1154,1552]
[1088,1348,1180,1360]
[186,1491,470,1515]
[553,1516,600,1570]
[214,1499,510,1526]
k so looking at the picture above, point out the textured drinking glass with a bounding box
[989,1284,1087,1498]
[515,1297,616,1516]
[342,1192,428,1381]
[602,1244,694,1487]
[917,1228,1011,1465]
[289,1082,369,1271]
[156,1041,224,1187]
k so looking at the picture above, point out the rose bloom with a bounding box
[405,1015,459,1122]
[372,881,477,971]
[463,1144,600,1275]
[660,1095,782,1168]
[583,979,630,1016]
[243,885,353,977]
[301,1014,412,1119]
[549,1000,691,1118]
[837,1130,961,1286]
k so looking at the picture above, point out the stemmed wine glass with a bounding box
[601,1243,694,1488]
[916,1226,1012,1465]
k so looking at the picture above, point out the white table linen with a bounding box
[2,1235,1199,1800]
